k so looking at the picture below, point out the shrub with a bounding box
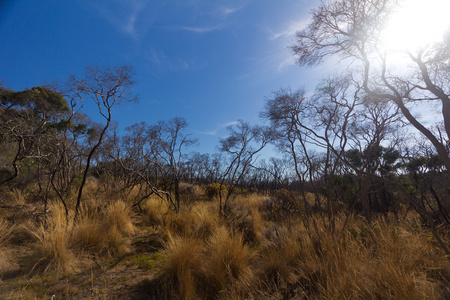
[203,183,225,199]
[179,183,200,197]
[226,201,263,244]
[260,189,301,220]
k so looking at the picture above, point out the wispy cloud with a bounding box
[197,121,239,136]
[268,18,309,41]
[218,4,247,18]
[237,15,312,79]
[92,0,146,40]
[143,47,190,72]
[237,47,296,80]
[165,25,221,34]
[168,1,247,35]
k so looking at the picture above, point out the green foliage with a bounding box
[0,86,69,114]
[406,154,443,173]
[345,146,401,176]
[27,86,70,113]
[125,252,165,270]
[346,149,362,167]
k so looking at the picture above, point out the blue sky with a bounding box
[1,0,324,154]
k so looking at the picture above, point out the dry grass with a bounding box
[72,212,108,253]
[257,224,304,291]
[205,226,255,298]
[142,196,170,226]
[277,214,449,300]
[189,201,220,239]
[159,234,204,300]
[105,200,135,235]
[163,200,221,239]
[1,182,449,299]
[150,194,449,299]
[0,218,12,246]
[11,188,27,205]
[0,218,13,274]
[157,227,255,299]
[24,197,136,275]
[72,199,134,256]
[25,203,78,274]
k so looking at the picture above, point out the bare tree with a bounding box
[67,64,137,220]
[290,0,450,256]
[217,120,273,214]
[291,0,450,175]
[147,117,197,212]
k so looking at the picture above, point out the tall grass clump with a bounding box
[187,201,220,239]
[72,199,135,256]
[286,213,449,299]
[257,224,304,292]
[11,188,27,205]
[158,235,204,300]
[226,200,264,244]
[205,226,255,298]
[0,218,13,274]
[142,196,170,226]
[0,218,12,247]
[105,200,135,235]
[162,201,221,239]
[26,203,77,274]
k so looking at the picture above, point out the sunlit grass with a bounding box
[1,181,448,299]
[26,202,78,274]
[159,234,204,300]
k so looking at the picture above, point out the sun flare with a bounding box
[380,0,450,51]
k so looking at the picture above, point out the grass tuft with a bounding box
[159,234,204,300]
[26,203,78,274]
[205,226,255,298]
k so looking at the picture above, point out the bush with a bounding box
[179,183,200,204]
[203,183,225,199]
[260,189,300,220]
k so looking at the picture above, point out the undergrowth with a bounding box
[0,183,448,299]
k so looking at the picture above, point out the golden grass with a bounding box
[149,194,449,299]
[159,234,204,300]
[72,199,134,256]
[1,182,449,299]
[23,196,137,274]
[142,196,170,226]
[0,218,13,275]
[26,203,78,274]
[105,200,135,235]
[257,225,304,290]
[205,226,255,298]
[0,218,12,246]
[11,188,27,205]
[189,201,220,239]
[72,212,108,253]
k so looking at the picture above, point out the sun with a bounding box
[380,0,450,51]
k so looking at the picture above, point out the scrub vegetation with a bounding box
[1,0,450,298]
[0,184,448,299]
